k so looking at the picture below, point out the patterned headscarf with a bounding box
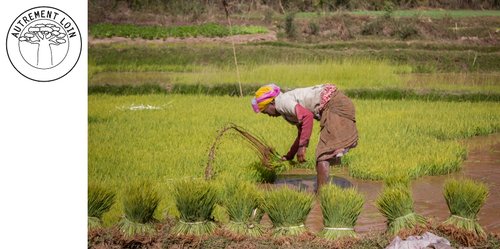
[251,84,281,113]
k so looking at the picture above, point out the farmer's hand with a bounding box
[297,146,307,163]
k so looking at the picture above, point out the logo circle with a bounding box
[6,6,82,82]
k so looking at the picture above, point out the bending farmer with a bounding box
[251,84,358,191]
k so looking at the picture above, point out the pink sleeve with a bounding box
[295,104,314,147]
[284,104,314,160]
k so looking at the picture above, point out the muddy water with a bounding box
[269,133,500,234]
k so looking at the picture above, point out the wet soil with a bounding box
[271,133,500,235]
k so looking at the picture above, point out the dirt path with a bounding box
[88,31,277,45]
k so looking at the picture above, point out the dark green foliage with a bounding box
[88,83,500,103]
[284,13,297,38]
[308,21,320,35]
[90,23,268,39]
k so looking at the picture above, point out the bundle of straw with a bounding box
[118,181,160,236]
[376,186,426,235]
[219,178,264,236]
[318,185,364,240]
[88,182,115,229]
[442,178,488,239]
[262,185,314,237]
[172,179,218,235]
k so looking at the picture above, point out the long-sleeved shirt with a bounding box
[274,85,325,159]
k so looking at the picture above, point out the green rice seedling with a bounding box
[172,179,218,235]
[205,123,287,182]
[218,178,264,236]
[262,185,314,237]
[318,185,364,240]
[442,178,488,240]
[383,173,411,189]
[118,181,160,237]
[376,186,426,235]
[88,182,115,229]
[250,161,277,183]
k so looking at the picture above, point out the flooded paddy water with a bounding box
[267,133,500,235]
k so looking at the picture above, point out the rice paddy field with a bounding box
[88,7,500,248]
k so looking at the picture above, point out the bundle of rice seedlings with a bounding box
[118,181,160,237]
[219,178,264,236]
[383,173,411,189]
[441,178,488,241]
[376,186,426,235]
[262,185,314,237]
[172,179,218,235]
[205,123,287,180]
[88,182,115,229]
[250,161,277,183]
[318,185,364,240]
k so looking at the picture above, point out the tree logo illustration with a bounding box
[19,22,69,69]
[6,6,82,82]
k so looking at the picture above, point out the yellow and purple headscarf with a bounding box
[251,84,281,113]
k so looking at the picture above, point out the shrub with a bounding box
[284,13,297,38]
[308,21,320,36]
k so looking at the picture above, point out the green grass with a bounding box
[89,94,500,225]
[90,23,268,39]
